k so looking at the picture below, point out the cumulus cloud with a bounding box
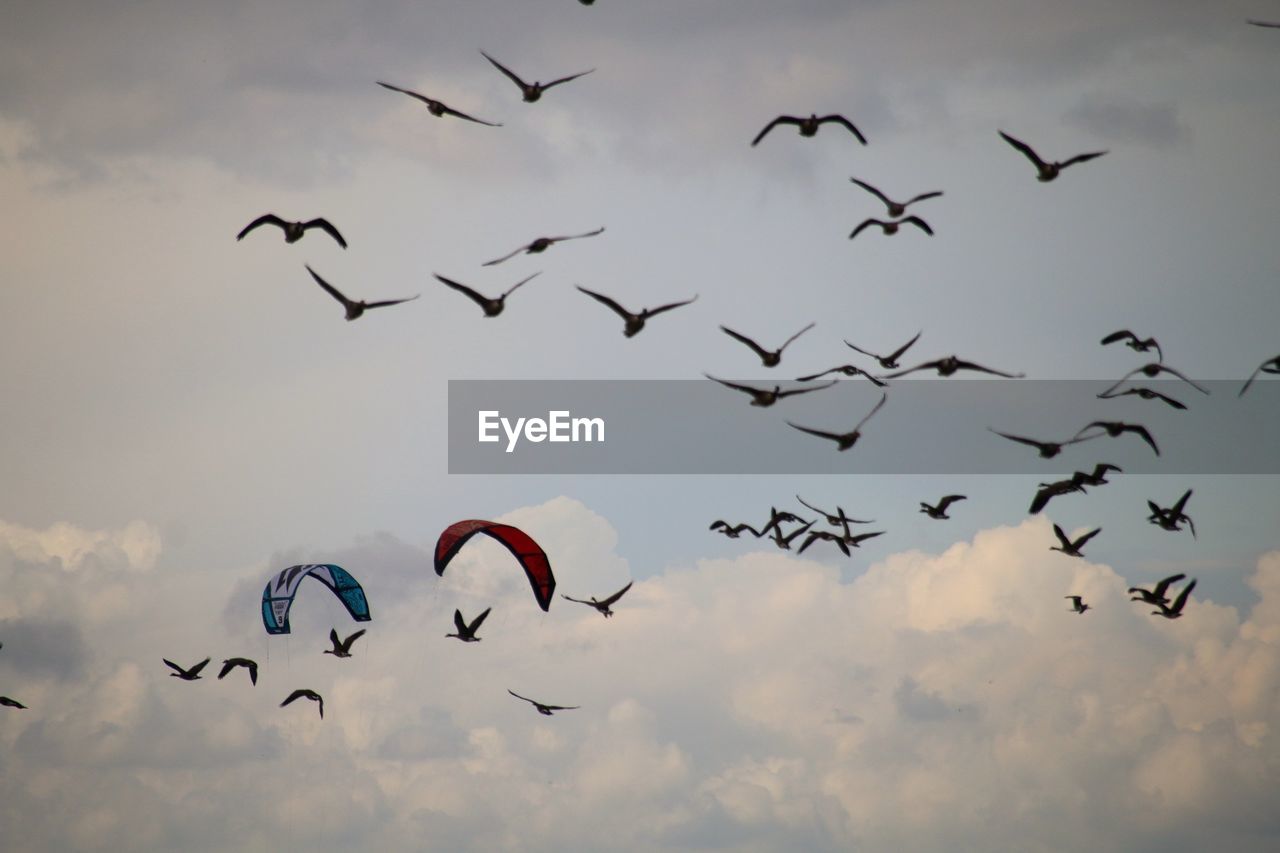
[2,503,1278,851]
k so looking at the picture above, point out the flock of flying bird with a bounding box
[3,11,1277,722]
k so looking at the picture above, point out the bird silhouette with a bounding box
[720,322,815,367]
[1128,573,1187,606]
[376,81,502,126]
[281,688,324,719]
[1097,386,1186,410]
[920,495,966,519]
[1148,489,1195,537]
[768,520,815,550]
[483,228,605,266]
[849,216,933,239]
[1028,478,1087,515]
[508,689,579,715]
[845,331,921,370]
[237,215,347,248]
[1100,330,1163,362]
[1,696,29,709]
[436,272,539,317]
[883,356,1024,379]
[217,657,259,685]
[1240,355,1280,396]
[709,520,765,539]
[578,286,697,337]
[480,51,594,102]
[849,178,943,218]
[446,608,492,642]
[787,392,888,451]
[752,114,866,146]
[323,628,367,658]
[1150,578,1197,619]
[562,582,633,618]
[1051,524,1101,558]
[1103,363,1208,396]
[795,495,875,529]
[795,364,887,385]
[1065,595,1091,614]
[998,130,1107,182]
[164,657,210,681]
[988,428,1096,459]
[306,266,419,321]
[1073,421,1159,456]
[705,375,837,407]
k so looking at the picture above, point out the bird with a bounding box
[306,266,419,321]
[759,507,812,539]
[1073,462,1122,487]
[1239,355,1280,397]
[508,689,579,715]
[751,114,866,146]
[376,81,502,126]
[787,392,888,451]
[1103,363,1209,396]
[446,608,492,642]
[998,130,1107,182]
[1065,595,1091,614]
[480,51,594,102]
[795,364,887,386]
[562,582,633,618]
[769,520,815,550]
[1128,572,1187,606]
[1247,19,1280,28]
[1148,489,1195,537]
[164,657,210,681]
[920,495,966,519]
[483,228,605,266]
[1100,330,1163,363]
[849,216,933,239]
[1151,578,1197,620]
[988,428,1096,459]
[237,214,347,248]
[1072,421,1160,456]
[797,529,852,557]
[709,520,765,539]
[281,688,324,719]
[1,696,28,709]
[1028,478,1087,515]
[435,272,539,317]
[1097,386,1186,410]
[719,322,815,367]
[1051,524,1101,558]
[704,375,837,407]
[795,495,875,529]
[578,286,698,337]
[849,178,943,218]
[323,628,367,658]
[844,331,922,370]
[838,530,886,548]
[883,356,1024,379]
[217,657,259,686]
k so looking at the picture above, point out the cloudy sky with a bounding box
[2,1,1279,850]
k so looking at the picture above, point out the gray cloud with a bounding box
[0,617,90,680]
[1066,97,1188,147]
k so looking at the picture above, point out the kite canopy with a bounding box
[262,564,371,635]
[434,520,556,611]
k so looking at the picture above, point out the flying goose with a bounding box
[769,520,815,550]
[709,520,765,539]
[1103,363,1209,397]
[883,356,1024,379]
[988,427,1096,459]
[508,689,579,715]
[306,266,419,321]
[845,331,921,370]
[483,227,604,266]
[1128,573,1186,606]
[920,494,966,519]
[164,657,211,681]
[1065,595,1091,614]
[849,178,943,218]
[0,696,27,709]
[795,495,875,529]
[237,214,347,248]
[1074,463,1122,487]
[1097,386,1186,410]
[562,582,633,618]
[849,216,933,240]
[759,507,812,539]
[1029,477,1087,514]
[998,130,1107,182]
[323,628,367,658]
[720,322,815,367]
[480,51,594,102]
[1147,489,1195,537]
[797,529,852,557]
[281,688,324,719]
[578,286,697,337]
[752,114,866,146]
[704,375,837,407]
[787,392,888,451]
[435,272,539,317]
[1150,578,1197,619]
[376,81,502,126]
[1240,355,1280,396]
[1051,524,1101,558]
[446,608,492,642]
[1072,421,1160,456]
[217,657,259,685]
[1100,330,1163,362]
[795,364,887,385]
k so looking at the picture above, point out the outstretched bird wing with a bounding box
[236,213,288,241]
[818,115,867,144]
[480,51,531,90]
[302,218,348,249]
[751,116,799,146]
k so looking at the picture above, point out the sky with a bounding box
[2,1,1279,850]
